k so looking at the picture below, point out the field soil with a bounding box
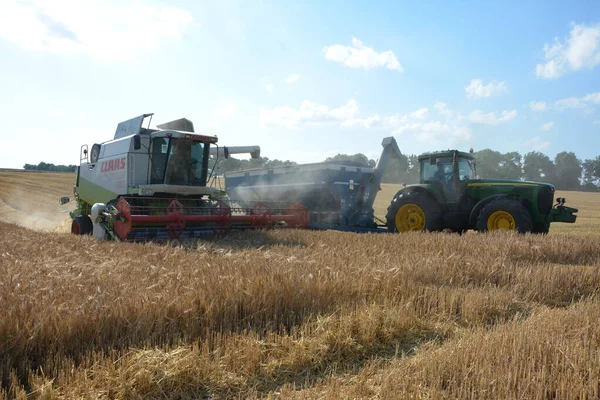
[1,171,599,399]
[0,171,74,232]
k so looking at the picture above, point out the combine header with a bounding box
[62,114,307,241]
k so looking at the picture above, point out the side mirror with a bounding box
[133,134,141,150]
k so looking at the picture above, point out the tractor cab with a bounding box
[419,150,476,202]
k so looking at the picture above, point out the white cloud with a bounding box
[260,99,360,129]
[523,137,551,151]
[433,102,464,121]
[265,84,273,93]
[343,115,382,128]
[540,122,554,132]
[285,74,300,84]
[387,104,470,143]
[536,58,566,79]
[409,108,429,120]
[554,97,584,110]
[536,23,600,78]
[468,109,518,125]
[465,79,507,99]
[394,121,449,135]
[393,121,472,144]
[553,92,600,112]
[384,113,408,127]
[391,102,471,143]
[261,99,472,147]
[0,0,193,62]
[323,37,403,72]
[582,92,600,103]
[529,101,548,111]
[434,102,451,117]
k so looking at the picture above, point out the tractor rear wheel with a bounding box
[71,215,93,235]
[386,191,443,233]
[476,199,532,233]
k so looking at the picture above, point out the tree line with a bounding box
[23,162,77,172]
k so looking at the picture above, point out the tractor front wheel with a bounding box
[71,215,93,235]
[386,191,443,233]
[476,199,532,233]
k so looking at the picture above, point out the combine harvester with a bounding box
[63,113,578,241]
[61,114,308,241]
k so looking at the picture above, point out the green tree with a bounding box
[325,153,376,166]
[500,151,522,180]
[582,157,600,191]
[554,151,582,190]
[474,149,505,178]
[23,162,75,172]
[523,151,556,183]
[211,156,296,175]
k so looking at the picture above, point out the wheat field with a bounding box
[1,171,600,399]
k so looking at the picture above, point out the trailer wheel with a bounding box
[476,199,532,233]
[72,215,93,235]
[386,191,443,233]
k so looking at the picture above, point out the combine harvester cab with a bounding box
[63,114,308,241]
[226,137,403,232]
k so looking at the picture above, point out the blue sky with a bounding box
[1,0,600,169]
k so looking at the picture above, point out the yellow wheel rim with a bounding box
[487,211,515,230]
[395,204,426,232]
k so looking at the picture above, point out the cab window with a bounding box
[421,157,453,182]
[457,158,475,180]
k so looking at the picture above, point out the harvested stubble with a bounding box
[2,220,600,399]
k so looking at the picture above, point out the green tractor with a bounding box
[386,150,578,234]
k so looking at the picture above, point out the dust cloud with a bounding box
[0,186,73,233]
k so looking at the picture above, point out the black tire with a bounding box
[386,190,443,233]
[476,199,532,233]
[532,222,550,235]
[71,215,93,235]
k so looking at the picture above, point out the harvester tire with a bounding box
[386,190,443,233]
[476,199,532,233]
[72,215,93,235]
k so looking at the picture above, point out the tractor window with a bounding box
[421,157,453,182]
[165,139,205,186]
[457,158,475,181]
